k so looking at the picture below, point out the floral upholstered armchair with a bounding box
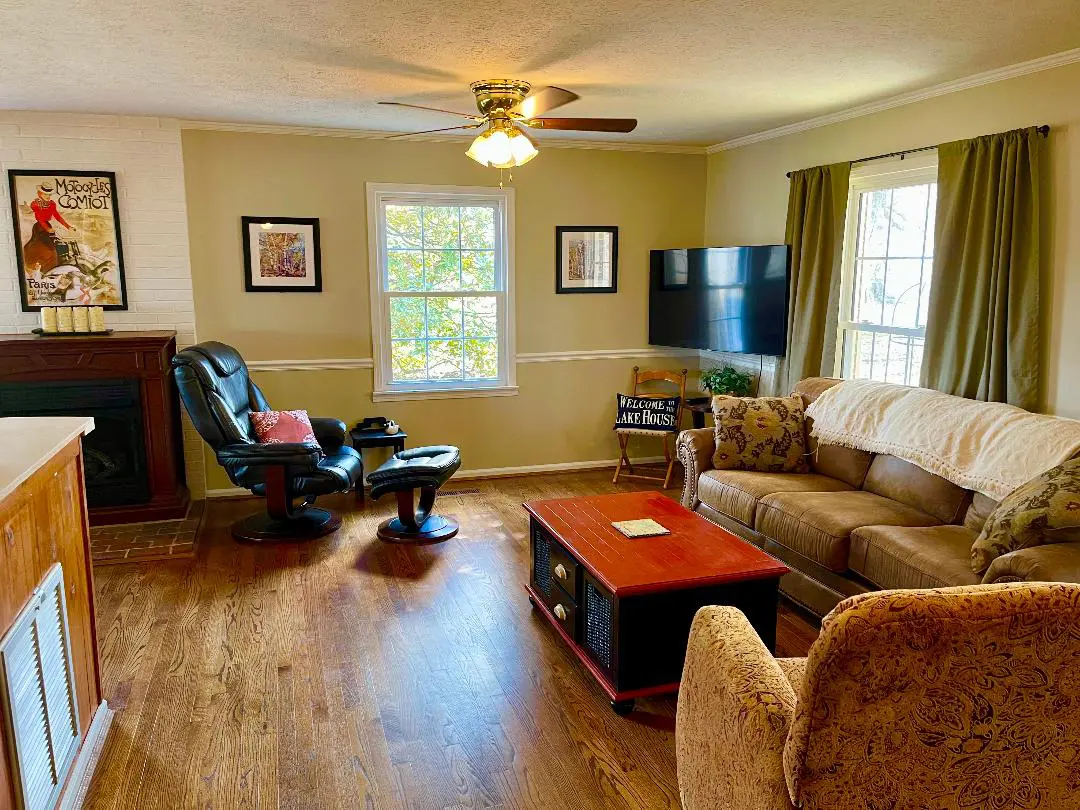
[676,583,1080,810]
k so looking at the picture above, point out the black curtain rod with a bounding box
[785,124,1050,178]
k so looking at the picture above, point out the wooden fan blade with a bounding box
[526,117,637,133]
[378,101,480,120]
[385,123,484,139]
[512,86,579,119]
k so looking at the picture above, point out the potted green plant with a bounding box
[700,366,754,397]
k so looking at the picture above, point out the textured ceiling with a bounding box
[1,1,1078,145]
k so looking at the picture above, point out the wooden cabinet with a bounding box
[0,419,106,809]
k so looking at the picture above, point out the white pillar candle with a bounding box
[89,306,106,332]
[72,307,90,332]
[40,307,57,333]
[56,307,74,333]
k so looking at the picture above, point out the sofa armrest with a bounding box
[677,428,715,509]
[983,543,1080,584]
[308,416,347,452]
[676,606,797,810]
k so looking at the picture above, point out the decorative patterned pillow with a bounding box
[711,395,809,473]
[971,458,1080,574]
[250,409,319,446]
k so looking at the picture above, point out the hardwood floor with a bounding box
[84,470,817,810]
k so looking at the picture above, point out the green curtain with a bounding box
[921,127,1043,410]
[778,162,851,394]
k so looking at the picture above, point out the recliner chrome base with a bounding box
[232,506,341,543]
[377,509,459,544]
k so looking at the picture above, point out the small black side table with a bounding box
[349,426,407,504]
[684,396,713,429]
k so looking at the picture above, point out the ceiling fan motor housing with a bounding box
[470,80,532,117]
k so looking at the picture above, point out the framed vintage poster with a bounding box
[555,225,618,294]
[8,169,128,311]
[242,216,322,293]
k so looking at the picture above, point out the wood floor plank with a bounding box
[85,471,818,809]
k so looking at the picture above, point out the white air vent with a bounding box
[0,564,81,810]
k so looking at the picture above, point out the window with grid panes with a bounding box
[835,155,938,386]
[367,185,515,400]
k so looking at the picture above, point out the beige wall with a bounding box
[182,130,705,490]
[705,60,1080,418]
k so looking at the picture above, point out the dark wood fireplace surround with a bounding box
[0,331,189,525]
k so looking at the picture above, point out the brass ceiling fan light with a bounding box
[378,79,638,174]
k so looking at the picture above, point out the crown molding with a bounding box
[180,119,706,155]
[706,47,1080,154]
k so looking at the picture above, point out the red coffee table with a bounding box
[524,491,788,714]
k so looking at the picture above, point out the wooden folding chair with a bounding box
[612,366,688,490]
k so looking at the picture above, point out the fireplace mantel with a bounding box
[0,331,189,525]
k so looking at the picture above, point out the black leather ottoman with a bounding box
[366,445,462,542]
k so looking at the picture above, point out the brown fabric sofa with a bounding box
[677,377,1080,617]
[675,582,1080,810]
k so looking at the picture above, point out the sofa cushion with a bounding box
[972,459,1080,574]
[810,444,874,489]
[698,469,854,526]
[792,376,843,405]
[712,395,810,473]
[963,492,1002,533]
[756,490,940,573]
[862,454,971,524]
[793,377,875,488]
[849,525,981,590]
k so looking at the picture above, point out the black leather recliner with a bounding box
[171,341,363,541]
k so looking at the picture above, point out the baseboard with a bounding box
[60,700,113,809]
[205,486,255,499]
[204,455,669,499]
[453,455,667,481]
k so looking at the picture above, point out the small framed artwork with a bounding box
[242,216,322,292]
[8,169,128,311]
[555,225,618,294]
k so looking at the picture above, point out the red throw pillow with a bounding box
[250,410,319,445]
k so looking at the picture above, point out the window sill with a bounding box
[372,385,519,402]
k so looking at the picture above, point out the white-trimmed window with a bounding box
[367,184,516,401]
[835,154,938,386]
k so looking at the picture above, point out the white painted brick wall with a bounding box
[0,112,205,498]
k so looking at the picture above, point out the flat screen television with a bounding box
[649,245,790,356]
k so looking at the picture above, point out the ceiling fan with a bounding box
[378,80,637,170]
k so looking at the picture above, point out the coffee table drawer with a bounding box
[549,542,579,602]
[530,517,580,603]
[545,586,577,639]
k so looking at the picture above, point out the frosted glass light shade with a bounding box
[466,124,538,168]
[508,130,538,166]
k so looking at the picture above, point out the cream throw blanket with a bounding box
[804,379,1080,500]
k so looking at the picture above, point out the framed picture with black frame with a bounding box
[242,216,322,293]
[8,169,129,311]
[555,225,618,294]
